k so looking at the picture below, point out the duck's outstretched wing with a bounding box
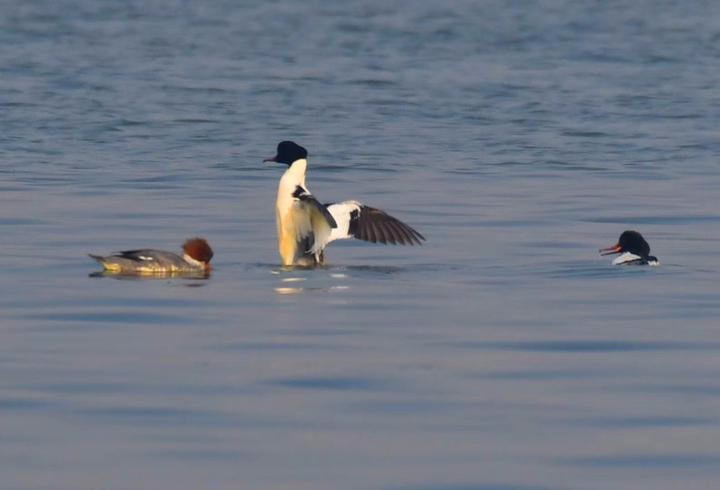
[325,201,425,246]
[291,185,337,257]
[293,186,337,229]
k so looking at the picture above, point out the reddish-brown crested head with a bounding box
[182,237,214,264]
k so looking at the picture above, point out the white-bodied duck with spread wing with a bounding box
[265,141,425,267]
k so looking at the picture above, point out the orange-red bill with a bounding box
[599,243,622,255]
[263,155,277,163]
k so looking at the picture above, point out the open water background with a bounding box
[2,1,720,489]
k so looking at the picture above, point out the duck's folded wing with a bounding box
[88,250,157,272]
[612,251,644,265]
[326,201,425,245]
[120,249,189,266]
[114,249,160,261]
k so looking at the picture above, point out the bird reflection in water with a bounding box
[271,269,350,295]
[89,269,211,286]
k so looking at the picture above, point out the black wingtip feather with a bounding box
[382,222,400,245]
[383,220,405,245]
[351,206,425,246]
[367,220,379,243]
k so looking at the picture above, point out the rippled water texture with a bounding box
[2,1,720,489]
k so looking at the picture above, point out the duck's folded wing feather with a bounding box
[112,250,182,267]
[115,249,160,261]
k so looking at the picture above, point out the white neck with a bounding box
[282,158,307,186]
[183,253,206,268]
[277,159,308,208]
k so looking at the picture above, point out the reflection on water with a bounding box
[271,267,352,295]
[274,286,304,295]
[280,277,305,283]
[89,270,211,282]
[273,285,351,295]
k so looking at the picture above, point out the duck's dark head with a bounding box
[264,141,308,166]
[599,230,651,258]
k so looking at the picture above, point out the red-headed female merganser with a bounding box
[90,237,214,274]
[599,230,658,265]
[265,141,425,267]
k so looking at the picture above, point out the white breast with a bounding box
[276,159,307,215]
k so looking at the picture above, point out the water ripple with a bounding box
[266,375,390,392]
[442,340,720,353]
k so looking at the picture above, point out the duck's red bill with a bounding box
[599,243,622,255]
[263,155,277,162]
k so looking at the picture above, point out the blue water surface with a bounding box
[2,1,720,489]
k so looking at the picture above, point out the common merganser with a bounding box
[265,141,425,267]
[599,230,658,265]
[89,237,214,274]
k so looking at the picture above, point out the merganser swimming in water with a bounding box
[265,141,425,267]
[89,237,214,274]
[599,230,658,265]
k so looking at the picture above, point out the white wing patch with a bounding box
[612,252,642,265]
[326,201,361,243]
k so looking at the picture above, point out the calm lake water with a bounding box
[2,1,720,489]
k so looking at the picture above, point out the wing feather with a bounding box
[116,249,157,261]
[325,201,425,247]
[293,186,337,229]
[382,220,404,245]
[374,220,393,244]
[367,219,380,243]
[353,205,424,246]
